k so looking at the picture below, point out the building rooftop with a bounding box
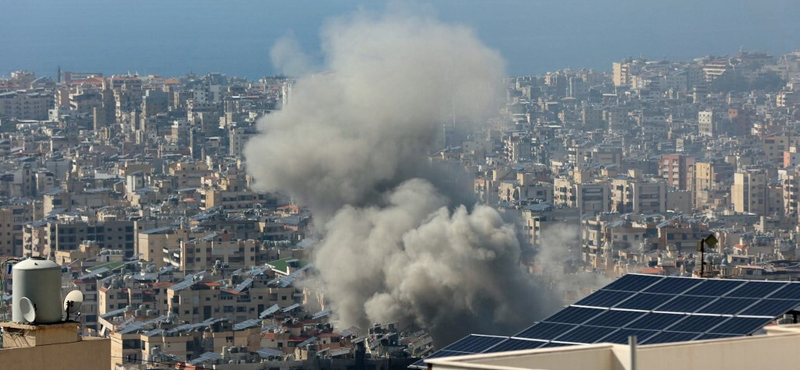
[414,273,800,368]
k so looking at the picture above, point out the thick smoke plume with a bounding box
[535,224,612,296]
[245,11,559,345]
[270,31,314,77]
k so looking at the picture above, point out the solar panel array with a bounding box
[411,274,800,368]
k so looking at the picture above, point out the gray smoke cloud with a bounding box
[245,10,559,345]
[246,11,504,216]
[270,31,313,77]
[535,224,612,297]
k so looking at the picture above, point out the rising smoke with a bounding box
[245,10,560,345]
[270,31,314,78]
[535,224,612,298]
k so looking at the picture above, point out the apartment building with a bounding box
[611,173,667,214]
[0,89,52,120]
[659,154,695,191]
[732,169,768,216]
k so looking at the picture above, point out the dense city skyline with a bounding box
[3,4,800,370]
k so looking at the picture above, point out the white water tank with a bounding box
[12,257,63,324]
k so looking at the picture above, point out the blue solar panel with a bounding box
[684,279,746,297]
[615,293,675,310]
[644,277,703,294]
[709,317,773,335]
[655,295,716,313]
[575,290,634,308]
[768,283,800,299]
[555,326,618,344]
[602,274,663,292]
[627,312,686,330]
[727,281,787,298]
[423,276,795,363]
[641,331,699,344]
[696,297,758,315]
[516,322,578,340]
[585,310,647,328]
[443,335,506,353]
[738,299,800,317]
[600,329,659,344]
[425,350,472,360]
[543,307,605,324]
[541,342,574,348]
[695,333,738,340]
[667,315,728,333]
[484,339,547,353]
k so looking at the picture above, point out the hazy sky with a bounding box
[1,0,798,78]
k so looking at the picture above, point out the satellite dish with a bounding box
[63,290,84,318]
[19,296,36,323]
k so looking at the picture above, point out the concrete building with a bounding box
[554,177,610,216]
[22,219,136,258]
[611,174,667,214]
[166,233,261,272]
[693,160,734,209]
[0,90,52,120]
[698,110,719,137]
[612,59,641,87]
[732,169,768,215]
[659,154,695,191]
[0,322,110,370]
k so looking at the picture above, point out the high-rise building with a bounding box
[659,154,696,191]
[698,110,718,136]
[732,168,768,216]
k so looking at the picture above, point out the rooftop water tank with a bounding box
[12,257,63,324]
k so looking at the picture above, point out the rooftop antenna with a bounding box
[19,297,35,323]
[63,290,83,321]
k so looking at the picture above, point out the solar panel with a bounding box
[425,350,472,360]
[644,277,703,294]
[260,304,280,318]
[655,295,716,313]
[575,290,634,308]
[739,299,800,317]
[615,293,674,310]
[696,297,758,315]
[626,312,686,330]
[443,335,506,353]
[543,307,605,324]
[602,274,663,292]
[421,275,800,362]
[695,333,738,340]
[641,331,699,344]
[599,329,659,344]
[554,326,618,344]
[709,317,773,335]
[727,281,787,298]
[516,322,578,340]
[585,310,647,328]
[233,277,253,292]
[769,284,800,300]
[684,279,746,296]
[484,339,547,353]
[233,318,261,331]
[667,315,728,333]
